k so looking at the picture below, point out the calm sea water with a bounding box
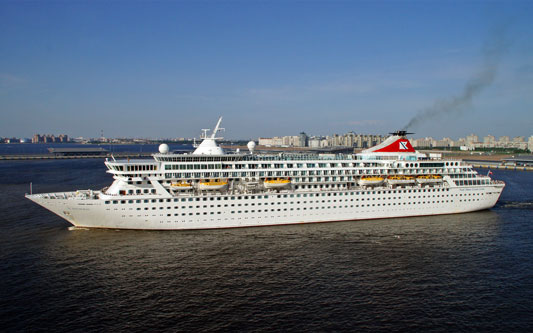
[1,159,532,332]
[0,143,192,155]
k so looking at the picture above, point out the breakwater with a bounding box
[465,160,533,172]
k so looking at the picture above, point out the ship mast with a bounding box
[192,117,226,155]
[211,116,224,139]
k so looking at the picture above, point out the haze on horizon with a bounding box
[1,1,532,140]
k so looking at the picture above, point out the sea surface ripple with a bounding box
[1,160,532,332]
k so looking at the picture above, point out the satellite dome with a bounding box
[159,143,170,154]
[247,141,256,154]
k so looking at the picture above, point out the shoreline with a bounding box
[0,152,154,160]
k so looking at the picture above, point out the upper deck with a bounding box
[102,118,469,178]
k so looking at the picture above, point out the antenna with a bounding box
[211,117,224,139]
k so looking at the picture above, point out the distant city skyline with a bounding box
[1,1,532,139]
[3,130,531,149]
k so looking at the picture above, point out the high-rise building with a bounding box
[483,135,496,146]
[299,132,308,147]
[466,134,479,146]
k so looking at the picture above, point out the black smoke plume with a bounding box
[403,25,509,131]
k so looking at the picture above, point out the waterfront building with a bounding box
[299,132,308,147]
[455,138,466,147]
[411,137,435,148]
[466,134,479,147]
[483,135,496,147]
[498,136,510,146]
[308,137,322,148]
[32,134,69,143]
[259,132,383,149]
[435,137,454,148]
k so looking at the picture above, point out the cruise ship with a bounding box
[26,118,505,230]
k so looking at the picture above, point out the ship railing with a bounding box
[31,191,78,199]
[31,190,102,200]
[245,154,357,161]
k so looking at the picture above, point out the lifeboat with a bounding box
[416,174,443,184]
[198,179,228,190]
[359,176,384,186]
[171,181,193,190]
[264,178,291,189]
[387,175,415,185]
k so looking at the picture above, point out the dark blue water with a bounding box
[0,143,192,155]
[1,160,532,332]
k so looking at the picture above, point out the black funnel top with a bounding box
[389,130,414,137]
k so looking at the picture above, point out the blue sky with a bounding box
[1,0,532,140]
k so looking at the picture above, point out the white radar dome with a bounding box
[247,141,256,154]
[159,143,170,154]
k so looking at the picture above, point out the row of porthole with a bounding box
[115,194,465,211]
[120,199,463,218]
[133,200,464,221]
[106,191,471,208]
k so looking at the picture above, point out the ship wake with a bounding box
[496,201,533,210]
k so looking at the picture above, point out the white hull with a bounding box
[26,184,504,230]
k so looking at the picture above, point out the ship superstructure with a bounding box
[26,118,505,230]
